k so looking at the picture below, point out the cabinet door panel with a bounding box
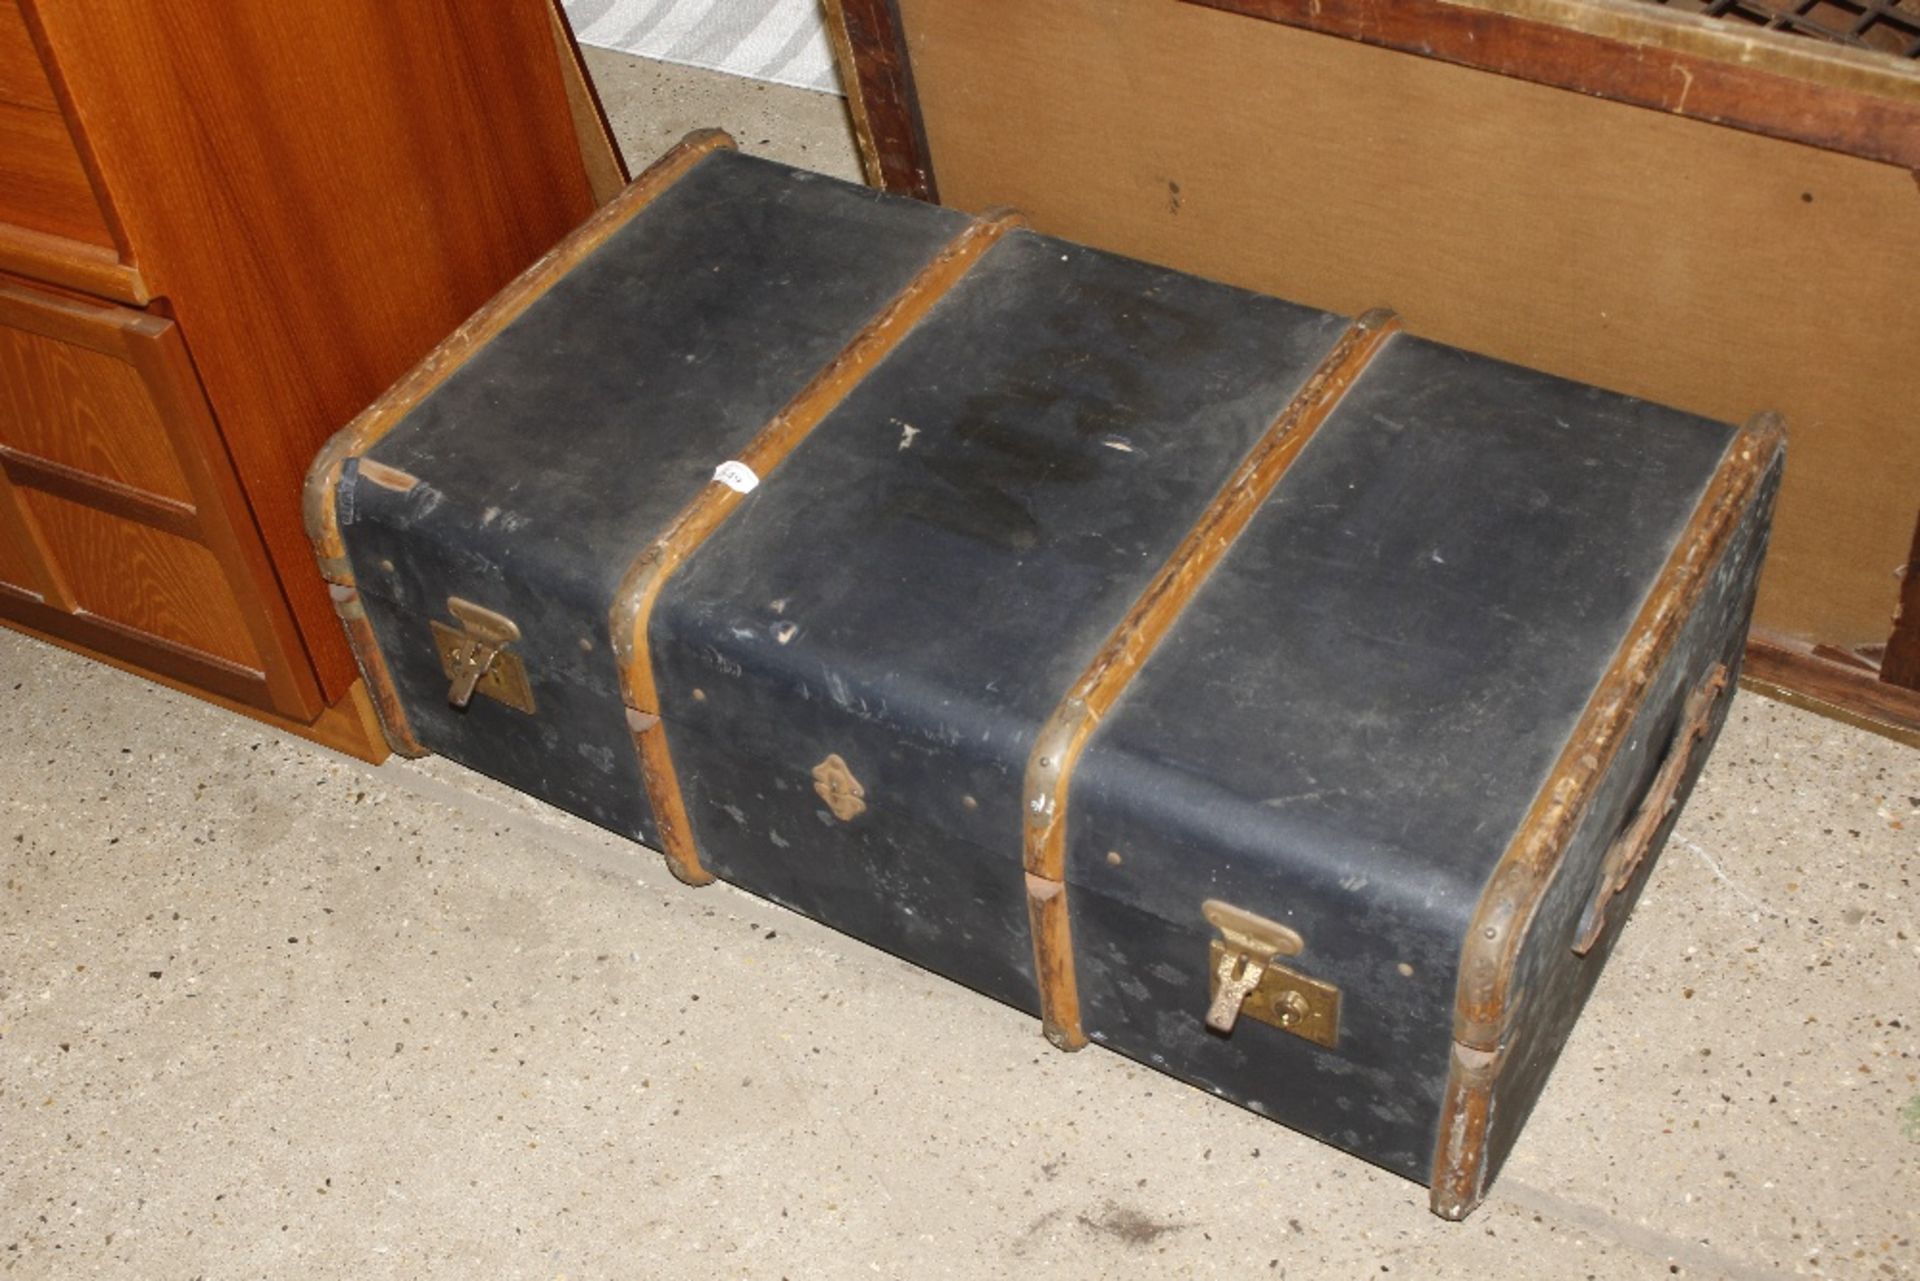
[0,307,195,501]
[20,486,259,667]
[0,277,320,717]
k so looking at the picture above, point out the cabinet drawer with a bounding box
[18,485,261,667]
[0,300,194,500]
[0,278,321,717]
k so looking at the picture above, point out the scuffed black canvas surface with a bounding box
[1065,336,1736,1175]
[332,147,1769,1187]
[651,228,1345,1010]
[339,150,967,839]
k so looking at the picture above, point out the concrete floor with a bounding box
[3,49,1917,1281]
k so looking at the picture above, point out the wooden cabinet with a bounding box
[0,277,315,710]
[0,0,623,759]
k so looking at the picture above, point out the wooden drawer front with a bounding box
[18,486,260,667]
[0,311,193,501]
[0,279,321,718]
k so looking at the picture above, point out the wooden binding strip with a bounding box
[1428,410,1787,1219]
[1021,309,1402,1052]
[609,209,1023,887]
[299,128,737,756]
[1182,0,1920,169]
[821,0,938,200]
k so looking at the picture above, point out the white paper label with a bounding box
[713,460,760,494]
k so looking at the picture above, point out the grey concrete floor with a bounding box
[2,50,1918,1281]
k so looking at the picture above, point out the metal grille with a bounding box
[1648,0,1920,57]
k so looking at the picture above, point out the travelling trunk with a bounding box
[305,132,1785,1218]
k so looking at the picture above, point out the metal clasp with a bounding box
[811,752,867,821]
[430,597,535,713]
[1203,899,1340,1047]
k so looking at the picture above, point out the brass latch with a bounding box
[430,597,535,713]
[1203,899,1340,1048]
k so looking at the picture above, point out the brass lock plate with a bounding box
[430,618,536,714]
[1206,939,1341,1049]
[810,752,867,821]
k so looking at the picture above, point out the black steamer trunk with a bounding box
[307,133,1784,1217]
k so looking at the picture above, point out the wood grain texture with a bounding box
[545,0,628,205]
[0,99,112,245]
[0,288,193,503]
[0,0,54,110]
[823,0,937,199]
[299,677,388,763]
[0,606,389,756]
[20,486,260,669]
[0,447,197,539]
[0,528,45,598]
[0,273,322,717]
[0,464,60,602]
[892,0,1920,656]
[1184,0,1920,168]
[125,316,323,717]
[0,222,146,303]
[0,586,267,705]
[30,0,602,702]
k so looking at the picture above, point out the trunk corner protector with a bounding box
[1429,1039,1501,1220]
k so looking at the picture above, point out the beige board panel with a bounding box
[897,0,1920,649]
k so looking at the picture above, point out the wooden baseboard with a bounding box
[1741,631,1920,749]
[2,617,390,762]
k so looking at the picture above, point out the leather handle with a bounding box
[1572,662,1728,956]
